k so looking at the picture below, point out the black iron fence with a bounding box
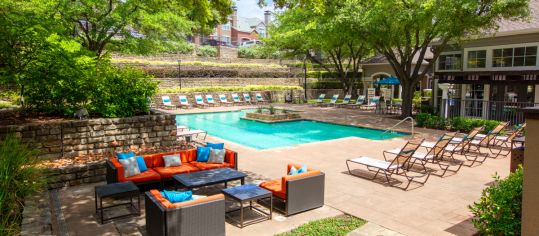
[439,99,539,124]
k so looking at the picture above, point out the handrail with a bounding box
[383,116,414,136]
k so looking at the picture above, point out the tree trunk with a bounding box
[400,81,415,118]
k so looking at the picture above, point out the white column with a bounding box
[460,84,468,117]
[483,84,490,119]
[438,83,450,118]
[433,79,439,109]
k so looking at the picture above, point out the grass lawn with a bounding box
[276,215,367,236]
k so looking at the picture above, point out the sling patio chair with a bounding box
[321,94,339,107]
[346,95,365,109]
[242,93,253,105]
[218,94,233,106]
[178,95,191,109]
[205,94,218,107]
[487,123,526,158]
[161,96,176,109]
[312,94,326,106]
[346,140,430,190]
[231,93,243,105]
[255,92,269,104]
[360,96,380,110]
[466,121,510,159]
[384,133,461,177]
[336,94,352,107]
[439,127,489,167]
[194,95,209,108]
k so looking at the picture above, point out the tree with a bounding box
[267,3,372,96]
[274,0,530,117]
[55,0,233,57]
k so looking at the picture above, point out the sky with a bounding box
[235,0,274,19]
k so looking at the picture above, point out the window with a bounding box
[493,46,537,67]
[467,50,487,68]
[438,53,462,70]
[222,23,230,31]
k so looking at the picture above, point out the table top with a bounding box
[173,168,246,188]
[95,181,139,197]
[221,184,271,202]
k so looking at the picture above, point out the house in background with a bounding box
[192,7,271,46]
[432,0,539,123]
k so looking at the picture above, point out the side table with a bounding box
[95,181,140,224]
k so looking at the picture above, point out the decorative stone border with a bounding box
[46,161,107,189]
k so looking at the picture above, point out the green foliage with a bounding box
[113,39,195,55]
[0,134,44,236]
[268,105,276,115]
[415,113,500,133]
[238,46,281,59]
[256,106,263,113]
[415,113,447,129]
[0,101,13,109]
[160,85,303,93]
[469,166,523,235]
[195,46,218,57]
[307,81,343,89]
[112,58,285,69]
[276,215,366,236]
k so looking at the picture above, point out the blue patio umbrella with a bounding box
[374,76,400,85]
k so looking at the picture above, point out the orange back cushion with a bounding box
[281,169,321,193]
[149,190,224,209]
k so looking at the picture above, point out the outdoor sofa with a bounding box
[106,149,238,188]
[145,190,225,236]
[259,163,325,216]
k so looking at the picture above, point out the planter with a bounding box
[243,112,301,123]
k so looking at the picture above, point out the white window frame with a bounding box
[436,51,463,72]
[463,42,539,72]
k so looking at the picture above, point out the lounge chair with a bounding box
[360,96,380,110]
[243,93,253,105]
[231,93,243,105]
[205,94,218,107]
[219,94,233,106]
[255,92,268,104]
[312,94,326,106]
[258,163,325,216]
[145,191,225,236]
[488,123,526,157]
[436,127,488,167]
[321,94,339,107]
[346,140,429,190]
[177,129,208,140]
[161,96,176,109]
[194,95,209,108]
[385,133,462,176]
[465,121,510,159]
[346,95,365,108]
[178,95,191,109]
[337,94,352,107]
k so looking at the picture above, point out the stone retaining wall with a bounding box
[46,161,106,189]
[155,77,301,88]
[155,90,305,107]
[0,115,178,159]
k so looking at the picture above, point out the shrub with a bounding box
[238,46,281,59]
[415,113,500,132]
[160,85,303,93]
[195,45,218,57]
[469,166,522,235]
[0,134,44,235]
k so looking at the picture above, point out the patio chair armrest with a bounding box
[106,160,118,184]
[285,172,325,216]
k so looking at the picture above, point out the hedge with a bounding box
[160,85,303,93]
[141,66,293,78]
[415,113,501,133]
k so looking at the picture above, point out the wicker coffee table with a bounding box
[221,184,272,228]
[94,181,140,224]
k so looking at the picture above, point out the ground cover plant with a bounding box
[112,58,286,69]
[160,85,303,93]
[0,134,44,236]
[276,215,366,236]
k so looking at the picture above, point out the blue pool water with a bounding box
[176,110,407,149]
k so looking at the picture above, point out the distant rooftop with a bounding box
[234,16,265,33]
[494,0,539,34]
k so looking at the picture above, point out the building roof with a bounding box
[362,49,433,65]
[234,17,265,33]
[494,0,539,34]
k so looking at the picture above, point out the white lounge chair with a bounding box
[161,96,176,109]
[312,94,326,106]
[205,95,218,107]
[255,93,268,104]
[232,93,243,105]
[178,95,191,109]
[337,94,352,107]
[346,140,429,190]
[219,94,233,106]
[361,96,380,110]
[177,129,207,140]
[347,95,365,108]
[321,94,339,107]
[243,93,253,105]
[194,95,209,108]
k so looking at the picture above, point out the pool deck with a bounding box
[57,104,509,235]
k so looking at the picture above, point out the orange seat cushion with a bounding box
[149,190,224,209]
[153,163,200,180]
[259,179,287,199]
[125,168,161,184]
[190,162,234,171]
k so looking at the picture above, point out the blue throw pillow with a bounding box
[206,142,224,150]
[197,146,211,162]
[117,151,135,159]
[288,166,299,175]
[135,156,148,172]
[298,165,308,174]
[161,190,193,203]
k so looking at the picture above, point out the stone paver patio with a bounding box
[56,105,508,235]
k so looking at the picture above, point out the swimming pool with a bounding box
[176,110,407,149]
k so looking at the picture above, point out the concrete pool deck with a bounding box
[57,104,508,235]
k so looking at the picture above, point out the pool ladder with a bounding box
[383,116,414,136]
